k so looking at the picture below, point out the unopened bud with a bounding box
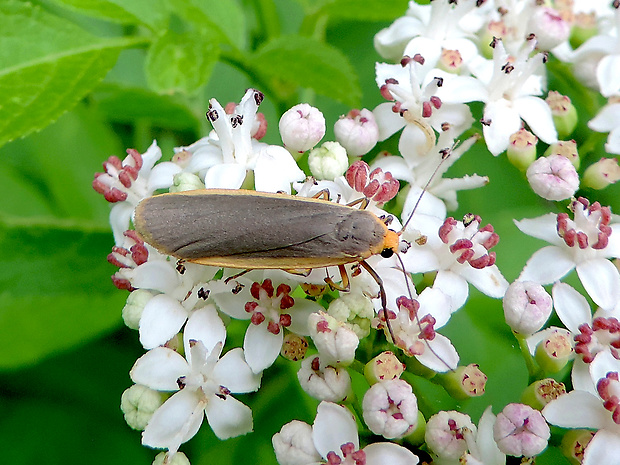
[583,157,620,189]
[152,452,190,465]
[122,289,155,330]
[308,141,349,180]
[308,312,359,366]
[364,351,405,385]
[503,281,552,335]
[521,378,566,410]
[544,140,580,169]
[507,129,538,171]
[169,172,205,193]
[281,333,308,361]
[272,420,321,465]
[327,292,374,339]
[535,328,573,373]
[438,49,463,73]
[528,7,570,51]
[527,154,579,201]
[279,103,325,153]
[560,429,595,465]
[546,91,577,138]
[493,403,550,457]
[297,355,352,402]
[120,384,165,430]
[362,379,419,439]
[334,109,379,156]
[425,411,475,460]
[570,13,598,49]
[437,364,487,400]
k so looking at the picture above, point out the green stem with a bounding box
[515,333,543,383]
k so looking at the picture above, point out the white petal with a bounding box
[571,358,596,394]
[552,282,591,333]
[597,53,620,97]
[433,270,469,311]
[312,402,359,459]
[364,442,419,465]
[399,122,435,164]
[373,101,406,141]
[583,430,620,465]
[142,388,204,452]
[514,96,558,144]
[130,347,189,391]
[514,214,564,245]
[110,203,134,245]
[147,162,182,192]
[482,100,521,156]
[435,75,488,104]
[204,163,246,189]
[184,306,227,357]
[589,103,620,132]
[371,156,415,183]
[577,259,620,311]
[212,279,253,320]
[416,333,459,372]
[374,16,422,60]
[458,264,509,299]
[213,347,262,393]
[417,287,452,327]
[543,390,609,429]
[590,351,620,384]
[205,394,253,440]
[254,145,305,194]
[289,299,323,335]
[606,224,620,258]
[244,323,283,373]
[476,406,505,464]
[139,294,188,349]
[518,246,575,284]
[131,261,181,294]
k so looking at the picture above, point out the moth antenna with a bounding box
[396,253,454,372]
[399,143,456,234]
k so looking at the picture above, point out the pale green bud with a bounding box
[153,451,190,465]
[546,91,578,139]
[364,351,405,385]
[308,141,349,181]
[122,289,154,330]
[327,291,374,338]
[560,429,595,465]
[436,364,487,400]
[507,129,538,171]
[583,158,620,190]
[120,384,165,430]
[170,172,205,193]
[544,140,580,169]
[535,328,572,373]
[521,378,566,410]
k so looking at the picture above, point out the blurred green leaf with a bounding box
[94,83,202,130]
[317,0,409,21]
[51,0,169,29]
[250,35,361,107]
[172,0,247,50]
[0,217,124,370]
[146,30,220,95]
[0,1,135,148]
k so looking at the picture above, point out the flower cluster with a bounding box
[93,1,620,464]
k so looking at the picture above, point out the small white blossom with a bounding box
[526,154,580,201]
[279,103,326,152]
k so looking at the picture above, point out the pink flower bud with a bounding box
[279,103,325,152]
[425,411,475,460]
[526,154,579,201]
[493,403,550,457]
[503,281,552,335]
[272,420,321,465]
[308,312,359,366]
[334,108,379,156]
[528,7,570,51]
[297,355,352,402]
[583,157,620,190]
[362,379,418,439]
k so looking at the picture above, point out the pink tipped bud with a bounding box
[362,379,419,439]
[297,356,352,402]
[546,91,577,138]
[425,411,475,460]
[503,281,552,335]
[493,403,550,457]
[526,154,579,201]
[334,108,379,157]
[279,103,325,153]
[583,157,620,190]
[544,140,580,169]
[364,351,405,385]
[528,7,570,51]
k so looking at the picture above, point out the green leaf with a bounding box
[0,217,124,370]
[250,35,361,107]
[172,0,247,50]
[0,1,134,148]
[317,0,409,21]
[94,83,202,130]
[51,0,169,29]
[146,30,220,95]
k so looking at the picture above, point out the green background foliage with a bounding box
[0,0,617,463]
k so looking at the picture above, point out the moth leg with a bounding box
[224,269,252,284]
[312,189,330,201]
[347,197,369,209]
[324,265,350,291]
[359,260,395,343]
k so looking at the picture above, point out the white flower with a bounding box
[526,154,580,201]
[515,197,620,310]
[438,38,557,155]
[273,401,420,465]
[543,352,620,465]
[588,100,620,155]
[279,103,325,152]
[297,355,352,402]
[177,89,305,193]
[130,306,261,454]
[93,140,182,243]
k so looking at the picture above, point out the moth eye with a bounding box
[381,248,394,258]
